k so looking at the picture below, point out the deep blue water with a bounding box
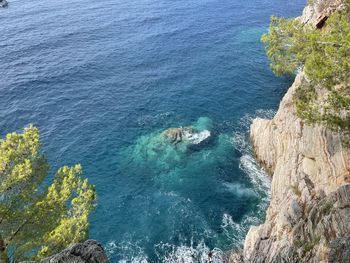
[1,0,305,261]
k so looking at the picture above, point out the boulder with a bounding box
[22,240,109,263]
[164,127,193,144]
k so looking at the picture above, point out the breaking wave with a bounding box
[233,109,275,197]
[105,240,148,263]
[155,241,223,263]
[183,130,211,145]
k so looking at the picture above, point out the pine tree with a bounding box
[261,1,350,142]
[0,125,96,262]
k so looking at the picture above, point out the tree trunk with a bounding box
[0,235,9,263]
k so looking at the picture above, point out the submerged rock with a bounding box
[0,0,8,8]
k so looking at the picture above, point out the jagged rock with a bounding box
[245,74,350,263]
[227,252,244,263]
[234,1,350,262]
[22,240,109,263]
[299,0,344,26]
[328,235,350,263]
[164,127,193,144]
[288,199,302,224]
[0,0,8,8]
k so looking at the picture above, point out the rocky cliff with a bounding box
[230,1,350,262]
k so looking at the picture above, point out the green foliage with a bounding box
[0,125,96,262]
[290,184,302,197]
[304,236,321,253]
[262,2,350,143]
[261,16,311,76]
[320,200,334,215]
[293,236,321,255]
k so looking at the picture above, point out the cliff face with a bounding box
[246,74,350,263]
[299,0,344,26]
[231,1,350,262]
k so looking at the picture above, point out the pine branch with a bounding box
[7,219,29,244]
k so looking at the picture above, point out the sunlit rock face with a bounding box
[299,0,344,26]
[228,1,350,262]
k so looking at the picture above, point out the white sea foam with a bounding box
[222,182,256,197]
[221,213,247,244]
[155,241,223,263]
[232,109,275,197]
[184,130,211,144]
[221,109,275,247]
[239,154,271,196]
[151,110,276,263]
[108,240,224,263]
[105,240,148,263]
[110,110,275,263]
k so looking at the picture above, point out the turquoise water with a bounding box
[0,0,305,261]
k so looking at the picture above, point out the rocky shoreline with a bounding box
[229,1,350,262]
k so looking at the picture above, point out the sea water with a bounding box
[0,0,306,261]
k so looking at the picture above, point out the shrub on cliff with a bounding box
[261,0,350,143]
[0,125,96,263]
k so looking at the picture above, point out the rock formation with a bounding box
[300,0,345,26]
[163,124,211,145]
[229,1,350,262]
[164,127,194,144]
[21,240,109,263]
[0,0,8,8]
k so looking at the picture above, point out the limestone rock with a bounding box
[227,252,244,263]
[299,0,344,27]
[328,235,350,263]
[22,240,109,263]
[164,127,193,144]
[233,1,350,262]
